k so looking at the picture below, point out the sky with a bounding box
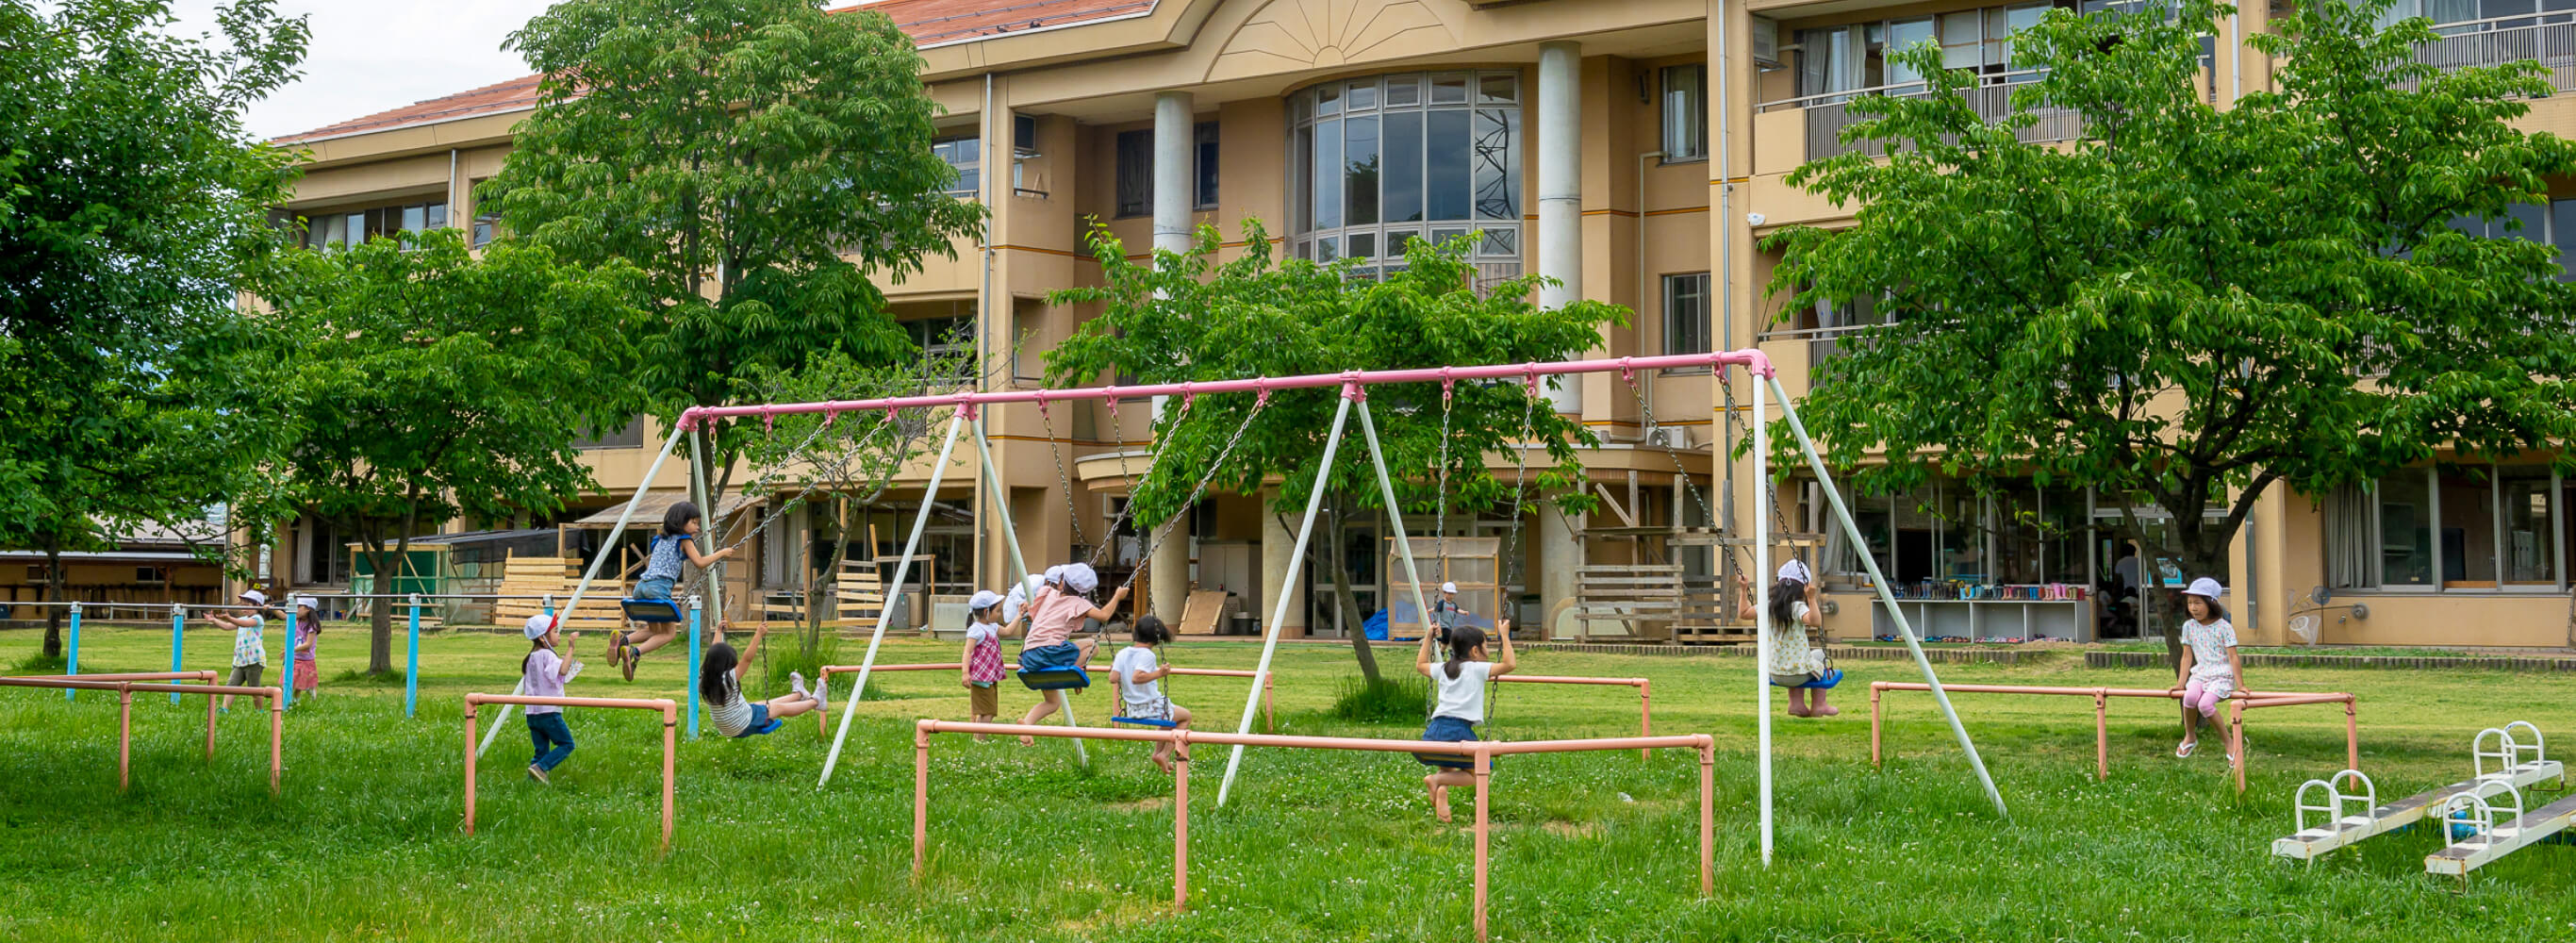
[162,0,559,141]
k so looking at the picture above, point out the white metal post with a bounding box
[688,427,726,641]
[1764,373,2008,819]
[819,408,969,787]
[972,415,1087,767]
[475,595,550,757]
[1218,392,1356,806]
[1355,399,1440,652]
[1754,375,1775,867]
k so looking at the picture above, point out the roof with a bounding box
[274,0,1157,144]
[564,491,758,530]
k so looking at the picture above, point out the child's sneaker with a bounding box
[789,670,810,698]
[527,765,550,785]
[812,677,830,712]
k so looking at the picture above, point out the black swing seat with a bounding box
[1412,750,1477,769]
[619,598,686,623]
[1016,665,1091,691]
[1770,667,1844,690]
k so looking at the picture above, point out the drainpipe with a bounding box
[1715,3,1740,569]
[1639,149,1664,423]
[977,72,998,589]
[2229,12,2242,103]
[447,149,460,229]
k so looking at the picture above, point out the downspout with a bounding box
[977,71,999,590]
[2229,12,2242,103]
[447,149,460,228]
[1715,1,1739,559]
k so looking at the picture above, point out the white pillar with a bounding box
[1536,41,1584,414]
[1148,90,1197,618]
[1260,488,1306,637]
[1151,517,1190,623]
[1538,501,1580,638]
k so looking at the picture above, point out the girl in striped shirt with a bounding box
[697,623,824,738]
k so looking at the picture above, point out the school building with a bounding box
[259,0,2574,650]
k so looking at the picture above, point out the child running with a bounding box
[610,501,737,681]
[1111,615,1193,772]
[2170,577,2244,763]
[206,589,272,712]
[961,588,1011,739]
[520,614,581,784]
[1015,563,1129,745]
[699,622,825,738]
[1414,620,1515,822]
[289,595,322,703]
[1740,560,1837,718]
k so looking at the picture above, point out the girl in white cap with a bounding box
[289,595,322,702]
[960,588,1011,737]
[1014,562,1129,745]
[2169,577,2242,760]
[206,589,277,712]
[1738,560,1836,718]
[1430,581,1469,645]
[519,614,582,784]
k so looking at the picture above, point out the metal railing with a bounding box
[2409,14,2576,92]
[1758,69,2083,161]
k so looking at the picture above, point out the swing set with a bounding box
[543,348,2008,865]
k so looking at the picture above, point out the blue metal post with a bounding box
[64,602,82,701]
[170,604,186,704]
[685,595,702,740]
[279,606,294,709]
[404,593,421,718]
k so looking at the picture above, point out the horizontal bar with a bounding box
[2237,694,2359,709]
[1496,675,1647,687]
[917,720,1709,756]
[464,693,676,712]
[824,663,1265,679]
[7,671,214,683]
[0,677,278,698]
[682,350,1777,425]
[1871,682,2337,701]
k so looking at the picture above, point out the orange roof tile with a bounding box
[275,0,1156,144]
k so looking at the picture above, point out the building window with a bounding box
[902,315,977,385]
[1115,130,1152,218]
[2325,465,2565,591]
[1663,273,1711,355]
[933,137,980,198]
[303,199,448,250]
[2450,198,2576,281]
[571,418,645,450]
[1660,64,1708,161]
[471,214,500,247]
[1195,121,1220,209]
[1287,71,1522,283]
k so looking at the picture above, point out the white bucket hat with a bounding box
[1777,560,1813,586]
[967,589,1004,614]
[1063,562,1099,594]
[2185,577,2224,600]
[523,612,555,639]
[1043,565,1066,587]
[238,589,268,607]
[1440,581,1459,595]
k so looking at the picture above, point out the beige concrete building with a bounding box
[264,0,2574,649]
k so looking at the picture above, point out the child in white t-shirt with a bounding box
[1412,620,1515,821]
[1112,615,1193,773]
[2170,577,2244,763]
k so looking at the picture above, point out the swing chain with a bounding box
[1115,393,1267,598]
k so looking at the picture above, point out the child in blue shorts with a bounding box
[698,623,823,737]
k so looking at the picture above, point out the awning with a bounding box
[564,490,757,530]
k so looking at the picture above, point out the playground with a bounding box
[2,625,2568,942]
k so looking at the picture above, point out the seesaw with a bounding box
[2271,721,2564,866]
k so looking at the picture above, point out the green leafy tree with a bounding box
[1764,0,2576,664]
[480,0,987,502]
[0,0,306,658]
[1048,223,1622,681]
[263,230,647,673]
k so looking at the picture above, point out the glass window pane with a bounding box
[1386,73,1422,106]
[1195,122,1219,209]
[1941,11,1984,70]
[1293,125,1313,231]
[1472,108,1519,221]
[2508,201,2546,241]
[1385,226,1422,257]
[1478,72,1518,104]
[2501,467,2556,585]
[426,203,448,229]
[1888,18,1938,90]
[1663,273,1710,355]
[1313,119,1343,229]
[2379,472,2435,586]
[1347,77,1379,111]
[2439,470,2499,585]
[1292,90,1312,123]
[1349,231,1377,260]
[2553,199,2576,279]
[1318,235,1340,262]
[1661,64,1707,159]
[1316,82,1343,116]
[1431,72,1470,104]
[1426,109,1471,221]
[1478,226,1518,257]
[1116,130,1152,217]
[1345,115,1379,226]
[1382,110,1424,223]
[342,213,363,247]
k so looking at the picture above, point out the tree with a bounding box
[262,229,646,674]
[1047,223,1622,682]
[0,0,306,659]
[479,0,988,505]
[1764,0,2576,663]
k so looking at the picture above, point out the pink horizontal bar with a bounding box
[465,693,676,712]
[916,720,1709,755]
[8,671,214,683]
[1870,682,2337,701]
[824,663,1263,679]
[1497,675,1646,687]
[682,350,1776,426]
[0,677,279,698]
[2237,693,2357,709]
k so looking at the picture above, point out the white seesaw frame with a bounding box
[2273,720,2565,864]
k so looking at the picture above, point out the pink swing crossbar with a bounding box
[674,351,1777,427]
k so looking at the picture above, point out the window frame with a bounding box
[1660,63,1709,162]
[1661,272,1713,357]
[2328,464,2568,593]
[1115,129,1153,219]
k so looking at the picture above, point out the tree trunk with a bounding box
[806,494,855,656]
[1323,499,1383,684]
[365,541,396,676]
[41,542,65,660]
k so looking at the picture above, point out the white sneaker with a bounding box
[789,670,810,697]
[812,677,829,711]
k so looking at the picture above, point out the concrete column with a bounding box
[1151,517,1190,622]
[1537,41,1584,414]
[1538,501,1580,639]
[1153,91,1196,257]
[1260,488,1308,637]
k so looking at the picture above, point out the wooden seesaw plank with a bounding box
[2271,759,2565,860]
[2425,792,2576,878]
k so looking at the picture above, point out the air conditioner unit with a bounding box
[1751,16,1782,69]
[1645,424,1693,450]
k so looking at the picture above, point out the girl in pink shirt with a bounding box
[1014,562,1128,745]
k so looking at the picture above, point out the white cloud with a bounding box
[163,0,554,141]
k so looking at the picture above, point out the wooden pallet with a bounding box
[492,553,628,628]
[761,557,888,628]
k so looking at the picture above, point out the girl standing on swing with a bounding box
[1414,619,1514,822]
[608,501,736,681]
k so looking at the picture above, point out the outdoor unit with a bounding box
[1645,424,1693,450]
[1750,16,1782,69]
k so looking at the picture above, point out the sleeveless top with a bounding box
[642,534,687,581]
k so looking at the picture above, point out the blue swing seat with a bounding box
[1017,665,1091,691]
[619,598,685,623]
[1111,715,1181,729]
[1771,667,1844,690]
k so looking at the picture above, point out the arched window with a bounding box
[1288,71,1521,280]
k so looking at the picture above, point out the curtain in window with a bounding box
[2324,485,2374,588]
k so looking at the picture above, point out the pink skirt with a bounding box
[293,659,319,690]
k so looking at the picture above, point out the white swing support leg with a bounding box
[969,414,1086,768]
[1355,399,1441,674]
[1217,392,1356,806]
[818,408,970,787]
[1761,373,2008,823]
[1754,377,1775,867]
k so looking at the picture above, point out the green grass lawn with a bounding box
[3,622,2571,942]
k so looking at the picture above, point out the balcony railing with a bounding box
[1758,69,2083,161]
[2410,13,2576,91]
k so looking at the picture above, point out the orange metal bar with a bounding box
[4,676,280,792]
[659,703,676,852]
[2094,690,2109,782]
[459,693,677,850]
[117,687,133,791]
[1172,731,1191,915]
[1473,746,1493,942]
[913,725,931,881]
[10,671,215,683]
[1638,679,1653,760]
[818,663,1283,735]
[268,688,284,795]
[1697,743,1714,896]
[205,685,219,762]
[1869,685,1884,769]
[1871,682,2356,787]
[464,703,480,835]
